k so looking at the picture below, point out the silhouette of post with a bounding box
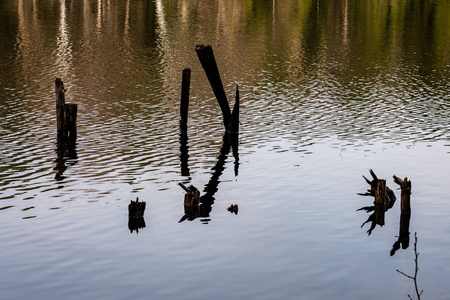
[195,44,231,131]
[374,179,386,226]
[180,68,191,126]
[394,175,411,214]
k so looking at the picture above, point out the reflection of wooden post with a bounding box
[195,44,231,131]
[55,78,66,136]
[374,179,386,226]
[180,68,191,126]
[65,103,77,141]
[229,85,239,134]
[393,175,411,214]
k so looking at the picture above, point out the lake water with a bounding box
[1,0,449,299]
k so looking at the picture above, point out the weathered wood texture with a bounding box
[128,197,146,218]
[374,179,386,226]
[394,175,411,214]
[195,44,231,130]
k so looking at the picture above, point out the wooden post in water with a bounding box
[55,78,66,136]
[393,175,411,214]
[374,179,386,226]
[180,68,191,126]
[195,44,231,131]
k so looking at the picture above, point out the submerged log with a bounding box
[195,44,231,131]
[128,197,146,218]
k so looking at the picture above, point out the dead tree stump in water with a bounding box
[179,183,200,206]
[128,197,146,218]
[374,179,386,226]
[393,175,411,214]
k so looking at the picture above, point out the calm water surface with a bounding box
[1,0,450,299]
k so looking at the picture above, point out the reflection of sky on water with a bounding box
[1,0,450,299]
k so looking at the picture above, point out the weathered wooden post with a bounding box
[374,179,386,226]
[393,175,411,214]
[195,44,232,131]
[55,78,66,136]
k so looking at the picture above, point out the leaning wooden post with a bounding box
[393,175,411,214]
[374,179,386,226]
[195,44,231,131]
[180,68,191,126]
[55,78,66,136]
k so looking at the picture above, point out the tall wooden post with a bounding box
[55,78,66,136]
[195,45,231,131]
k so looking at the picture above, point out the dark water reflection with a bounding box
[1,0,450,299]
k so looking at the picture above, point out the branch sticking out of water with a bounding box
[396,232,423,300]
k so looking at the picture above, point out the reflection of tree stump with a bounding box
[128,217,146,234]
[128,197,146,218]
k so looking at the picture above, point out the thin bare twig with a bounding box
[396,232,423,299]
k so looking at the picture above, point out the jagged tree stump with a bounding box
[128,197,146,218]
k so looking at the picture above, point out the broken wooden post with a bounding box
[180,68,191,126]
[374,179,386,226]
[55,78,66,136]
[179,183,200,206]
[195,44,231,130]
[393,175,411,214]
[128,197,146,218]
[390,175,412,255]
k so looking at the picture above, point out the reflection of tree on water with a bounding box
[179,133,238,224]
